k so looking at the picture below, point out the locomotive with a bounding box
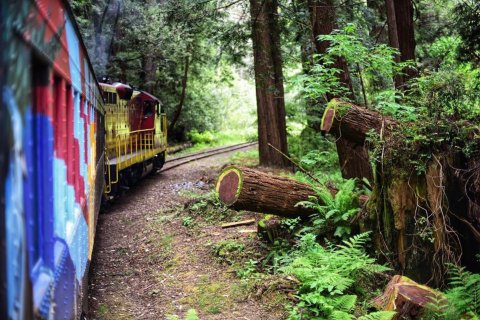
[101,82,167,198]
[0,0,167,318]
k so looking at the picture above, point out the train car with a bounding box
[101,82,167,197]
[0,0,105,318]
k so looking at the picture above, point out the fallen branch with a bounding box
[221,219,256,229]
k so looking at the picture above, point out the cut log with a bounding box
[321,99,397,143]
[372,275,446,319]
[215,166,318,218]
[321,99,397,182]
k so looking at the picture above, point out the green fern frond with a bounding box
[330,295,357,312]
[329,310,354,320]
[357,311,397,320]
[445,264,480,316]
[185,309,199,320]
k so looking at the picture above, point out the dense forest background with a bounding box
[72,0,480,318]
[71,0,479,149]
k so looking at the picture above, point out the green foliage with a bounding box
[236,259,259,279]
[357,311,397,320]
[297,179,360,238]
[443,266,480,318]
[280,232,390,319]
[290,136,343,186]
[212,240,245,265]
[186,128,255,150]
[166,309,199,320]
[297,24,411,111]
[72,0,255,142]
[188,130,216,145]
[454,0,480,66]
[185,309,200,320]
[182,216,195,227]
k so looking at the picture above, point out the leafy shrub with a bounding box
[188,130,216,145]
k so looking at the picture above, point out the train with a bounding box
[0,0,167,318]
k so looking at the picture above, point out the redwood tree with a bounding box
[250,0,289,168]
[394,0,416,81]
[385,0,416,88]
[307,0,355,101]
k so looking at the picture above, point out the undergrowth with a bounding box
[277,232,392,319]
[424,265,480,319]
[297,179,360,238]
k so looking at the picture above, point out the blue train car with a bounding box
[0,0,105,318]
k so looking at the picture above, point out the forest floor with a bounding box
[88,147,288,320]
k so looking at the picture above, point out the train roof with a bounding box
[100,82,161,105]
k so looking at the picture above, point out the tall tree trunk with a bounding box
[385,0,404,89]
[141,0,158,94]
[168,55,190,133]
[307,0,355,102]
[394,0,416,81]
[385,0,416,88]
[250,0,289,168]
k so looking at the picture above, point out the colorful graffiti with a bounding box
[1,0,105,318]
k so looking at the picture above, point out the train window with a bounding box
[144,101,154,117]
[104,92,118,105]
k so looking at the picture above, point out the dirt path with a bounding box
[88,149,284,319]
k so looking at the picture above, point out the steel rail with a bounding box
[161,142,257,172]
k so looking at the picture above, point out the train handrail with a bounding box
[104,126,166,194]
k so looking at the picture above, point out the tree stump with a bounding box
[215,166,318,218]
[372,275,446,319]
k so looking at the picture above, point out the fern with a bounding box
[330,295,357,312]
[357,311,397,320]
[297,179,360,238]
[185,309,199,320]
[330,310,354,320]
[282,233,389,319]
[442,265,480,318]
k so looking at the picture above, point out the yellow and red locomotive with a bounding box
[101,82,168,197]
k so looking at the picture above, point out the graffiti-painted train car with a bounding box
[0,0,105,318]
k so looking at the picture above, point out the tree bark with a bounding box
[250,0,290,168]
[216,166,318,218]
[385,0,416,88]
[385,0,404,89]
[394,0,416,81]
[168,54,190,133]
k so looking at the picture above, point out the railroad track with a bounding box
[161,141,258,172]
